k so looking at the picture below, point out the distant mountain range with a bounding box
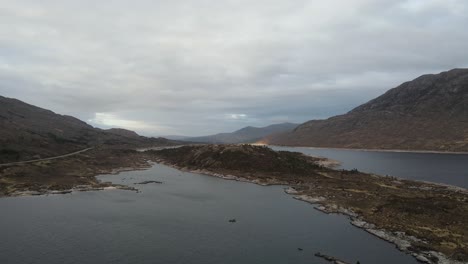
[0,96,176,163]
[263,69,468,152]
[3,68,466,162]
[183,123,298,144]
[162,135,191,141]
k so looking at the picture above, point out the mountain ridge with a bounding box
[0,95,176,163]
[263,69,468,152]
[184,122,298,144]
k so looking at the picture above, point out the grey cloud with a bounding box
[1,0,467,136]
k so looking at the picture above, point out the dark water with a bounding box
[0,163,418,264]
[271,146,468,188]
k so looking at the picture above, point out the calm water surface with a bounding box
[0,163,418,264]
[271,146,468,188]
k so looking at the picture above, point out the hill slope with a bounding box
[186,123,298,144]
[264,69,468,152]
[0,96,175,163]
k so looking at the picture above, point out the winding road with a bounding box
[0,147,94,167]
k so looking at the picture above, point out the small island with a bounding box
[148,144,468,264]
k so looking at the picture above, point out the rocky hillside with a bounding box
[185,123,298,144]
[0,96,175,163]
[105,128,141,138]
[264,69,468,152]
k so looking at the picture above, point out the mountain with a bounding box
[0,96,175,163]
[161,135,191,141]
[263,69,468,152]
[185,123,298,144]
[105,128,141,138]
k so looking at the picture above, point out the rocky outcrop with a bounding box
[314,252,351,264]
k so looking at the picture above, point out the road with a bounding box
[0,147,94,167]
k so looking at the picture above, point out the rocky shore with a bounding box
[291,190,465,264]
[8,184,138,197]
[314,252,351,264]
[2,144,467,263]
[154,159,466,264]
[149,144,468,264]
[0,148,155,197]
[154,157,288,187]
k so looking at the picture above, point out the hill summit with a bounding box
[185,122,298,144]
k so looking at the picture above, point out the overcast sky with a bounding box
[1,0,467,136]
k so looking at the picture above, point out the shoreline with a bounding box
[267,145,468,155]
[1,164,153,198]
[153,158,289,186]
[274,145,468,192]
[5,184,139,198]
[290,191,463,264]
[152,159,463,264]
[2,146,465,264]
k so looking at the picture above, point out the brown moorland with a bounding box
[150,144,468,263]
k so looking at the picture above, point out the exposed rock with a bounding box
[134,180,163,185]
[284,187,299,194]
[314,252,351,264]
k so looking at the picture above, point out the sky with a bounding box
[1,0,467,136]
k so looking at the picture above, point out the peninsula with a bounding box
[149,144,468,264]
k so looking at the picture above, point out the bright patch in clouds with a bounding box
[88,113,168,135]
[227,114,248,120]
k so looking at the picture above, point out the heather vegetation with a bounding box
[151,144,468,262]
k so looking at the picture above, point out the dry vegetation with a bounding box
[150,144,468,263]
[0,147,151,196]
[1,143,466,263]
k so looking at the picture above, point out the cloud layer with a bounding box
[1,0,467,136]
